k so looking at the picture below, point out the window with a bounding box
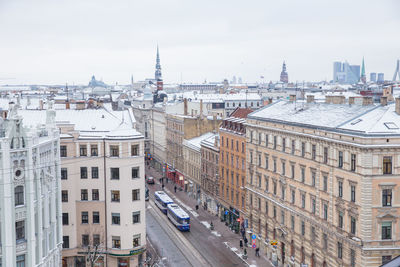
[91,167,99,179]
[265,155,269,169]
[382,222,392,240]
[273,159,276,172]
[291,215,295,230]
[311,198,316,214]
[291,190,295,204]
[242,142,245,153]
[258,154,261,167]
[265,177,269,192]
[383,156,392,174]
[62,213,69,225]
[312,144,316,160]
[265,201,269,214]
[281,210,285,225]
[132,211,140,224]
[93,234,100,246]
[91,145,98,156]
[323,233,328,249]
[351,217,356,235]
[62,190,68,202]
[323,147,328,163]
[382,256,392,265]
[81,212,89,224]
[338,211,343,229]
[281,186,286,200]
[131,144,139,156]
[337,242,343,259]
[81,189,88,201]
[301,194,305,209]
[92,189,99,201]
[132,167,139,179]
[111,190,120,202]
[338,151,343,168]
[112,213,120,225]
[351,154,356,171]
[80,167,88,179]
[323,204,328,220]
[351,185,356,202]
[80,145,87,156]
[258,133,262,145]
[273,136,277,149]
[112,236,121,248]
[273,181,277,195]
[350,249,356,267]
[63,236,70,249]
[311,171,316,187]
[265,134,269,147]
[82,234,89,247]
[60,145,67,157]
[133,234,141,248]
[301,221,305,236]
[282,138,286,152]
[311,226,316,241]
[382,189,392,207]
[111,168,120,180]
[301,142,305,157]
[281,162,286,176]
[16,255,25,267]
[323,176,328,192]
[338,181,343,198]
[93,212,100,224]
[273,206,276,218]
[236,140,239,151]
[110,145,119,157]
[14,186,24,206]
[301,168,305,183]
[61,168,68,180]
[132,189,140,201]
[291,140,295,154]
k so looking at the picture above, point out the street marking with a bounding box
[211,231,221,237]
[201,221,211,228]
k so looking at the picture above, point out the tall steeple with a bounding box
[361,57,366,83]
[280,61,289,83]
[393,59,400,81]
[154,45,163,90]
[155,45,162,81]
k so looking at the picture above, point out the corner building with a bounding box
[245,97,400,267]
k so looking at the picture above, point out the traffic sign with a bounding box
[252,244,256,248]
[252,234,257,240]
[225,211,229,215]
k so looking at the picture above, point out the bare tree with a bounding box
[80,226,106,267]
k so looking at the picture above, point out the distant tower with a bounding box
[378,73,385,83]
[280,61,289,83]
[370,72,377,82]
[155,45,163,90]
[360,57,366,83]
[393,59,400,81]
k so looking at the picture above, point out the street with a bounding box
[145,165,272,267]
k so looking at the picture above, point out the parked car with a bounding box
[147,176,155,184]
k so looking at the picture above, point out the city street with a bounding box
[146,165,273,267]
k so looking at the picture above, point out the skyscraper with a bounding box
[280,61,288,83]
[370,72,377,82]
[393,59,400,81]
[332,61,360,84]
[378,73,385,83]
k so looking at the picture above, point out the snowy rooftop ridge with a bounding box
[248,100,400,136]
[183,132,216,151]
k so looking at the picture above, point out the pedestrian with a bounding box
[174,185,177,193]
[239,239,243,249]
[256,247,260,257]
[244,237,248,247]
[162,183,165,190]
[195,204,199,211]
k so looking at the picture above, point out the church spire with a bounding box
[361,57,366,83]
[280,61,288,83]
[155,45,162,81]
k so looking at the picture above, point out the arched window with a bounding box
[15,186,24,206]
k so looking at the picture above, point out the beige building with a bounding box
[19,109,146,267]
[245,96,400,267]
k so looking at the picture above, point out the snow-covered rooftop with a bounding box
[183,132,216,151]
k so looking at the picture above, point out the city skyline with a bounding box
[0,0,399,85]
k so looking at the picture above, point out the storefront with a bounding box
[166,165,184,188]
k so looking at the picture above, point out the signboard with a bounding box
[270,240,278,246]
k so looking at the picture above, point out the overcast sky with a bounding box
[0,0,399,85]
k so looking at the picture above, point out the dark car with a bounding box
[147,176,155,184]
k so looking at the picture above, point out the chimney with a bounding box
[306,95,315,103]
[380,96,388,106]
[268,97,273,104]
[362,96,373,106]
[200,99,203,117]
[184,98,188,115]
[325,95,333,104]
[66,100,70,109]
[39,99,44,110]
[289,94,296,102]
[349,97,355,105]
[396,98,400,115]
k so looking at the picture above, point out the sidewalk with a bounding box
[146,165,272,267]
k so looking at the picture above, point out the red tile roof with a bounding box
[230,107,254,118]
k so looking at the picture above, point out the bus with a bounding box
[167,204,190,231]
[154,191,174,214]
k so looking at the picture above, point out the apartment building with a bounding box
[245,96,400,267]
[150,105,167,172]
[219,108,253,230]
[18,108,145,267]
[165,101,220,187]
[200,132,220,215]
[0,106,62,267]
